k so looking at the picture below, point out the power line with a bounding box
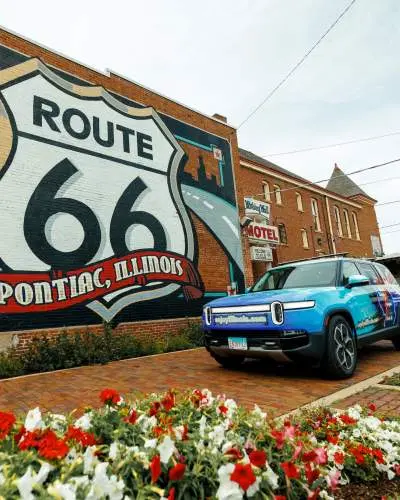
[380,228,400,235]
[358,175,400,188]
[265,131,400,157]
[379,222,400,229]
[237,0,357,130]
[376,199,400,207]
[247,157,400,198]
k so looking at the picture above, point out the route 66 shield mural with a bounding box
[0,59,203,321]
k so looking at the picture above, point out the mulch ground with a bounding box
[336,477,399,499]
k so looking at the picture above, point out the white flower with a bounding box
[86,463,124,500]
[48,413,67,431]
[75,413,92,431]
[109,441,119,460]
[216,463,243,500]
[16,464,52,500]
[65,447,78,464]
[319,491,334,500]
[362,416,381,431]
[347,406,361,420]
[157,436,175,464]
[209,423,226,447]
[352,428,361,438]
[199,415,207,437]
[83,446,98,474]
[144,438,158,449]
[247,476,261,497]
[24,407,43,432]
[48,481,77,500]
[16,467,36,500]
[137,415,157,432]
[0,472,4,486]
[263,465,279,490]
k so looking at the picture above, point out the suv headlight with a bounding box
[204,306,212,326]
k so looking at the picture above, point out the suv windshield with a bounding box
[252,261,338,292]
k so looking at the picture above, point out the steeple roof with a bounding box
[326,164,375,201]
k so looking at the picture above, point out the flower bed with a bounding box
[0,389,399,499]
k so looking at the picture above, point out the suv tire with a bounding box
[209,351,245,369]
[323,315,357,379]
[392,336,400,351]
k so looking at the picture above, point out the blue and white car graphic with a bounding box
[202,256,400,378]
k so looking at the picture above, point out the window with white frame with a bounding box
[296,192,303,212]
[334,206,343,236]
[301,229,309,248]
[273,184,282,205]
[311,198,321,232]
[263,182,271,201]
[352,212,360,240]
[343,209,352,238]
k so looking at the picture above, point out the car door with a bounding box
[341,260,380,338]
[356,261,397,334]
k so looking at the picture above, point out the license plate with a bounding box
[228,337,247,350]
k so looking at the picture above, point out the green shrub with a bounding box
[0,349,24,378]
[0,319,203,379]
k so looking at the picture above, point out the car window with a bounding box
[374,263,398,285]
[252,261,338,291]
[342,261,360,286]
[357,262,383,285]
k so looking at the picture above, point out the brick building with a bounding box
[237,149,382,285]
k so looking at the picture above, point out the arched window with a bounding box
[301,229,309,248]
[311,198,321,232]
[263,182,271,202]
[343,209,352,238]
[273,184,282,205]
[352,212,360,240]
[278,223,287,244]
[334,206,343,236]
[296,192,303,212]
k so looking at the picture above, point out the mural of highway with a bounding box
[181,184,244,271]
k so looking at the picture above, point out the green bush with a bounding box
[0,319,203,379]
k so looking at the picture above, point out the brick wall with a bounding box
[236,157,382,285]
[0,28,241,346]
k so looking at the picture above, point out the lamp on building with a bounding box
[240,216,253,228]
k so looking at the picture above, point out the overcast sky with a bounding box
[2,0,400,253]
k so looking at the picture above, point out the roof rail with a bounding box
[280,252,348,266]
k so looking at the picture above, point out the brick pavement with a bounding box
[334,385,400,417]
[0,340,399,417]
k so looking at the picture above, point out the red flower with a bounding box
[14,425,26,444]
[181,424,189,441]
[161,392,175,412]
[218,405,228,415]
[280,461,300,479]
[302,450,317,463]
[169,463,186,481]
[167,488,176,500]
[334,451,345,465]
[65,426,97,447]
[326,432,339,445]
[150,454,161,483]
[368,403,377,412]
[0,411,16,440]
[339,414,357,425]
[372,449,384,464]
[395,464,400,476]
[230,463,256,491]
[224,447,243,460]
[38,435,69,460]
[249,449,267,468]
[305,463,320,485]
[271,429,285,449]
[18,430,41,450]
[149,401,161,417]
[126,409,138,424]
[99,388,121,405]
[274,496,287,500]
[153,426,165,437]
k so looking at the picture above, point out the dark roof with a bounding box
[326,164,374,200]
[239,148,310,185]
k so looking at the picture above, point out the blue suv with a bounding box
[203,256,400,378]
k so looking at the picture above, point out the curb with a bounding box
[279,364,400,420]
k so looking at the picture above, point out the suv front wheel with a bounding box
[323,315,357,379]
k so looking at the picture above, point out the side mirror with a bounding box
[346,274,370,289]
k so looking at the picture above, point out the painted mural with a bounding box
[0,50,244,331]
